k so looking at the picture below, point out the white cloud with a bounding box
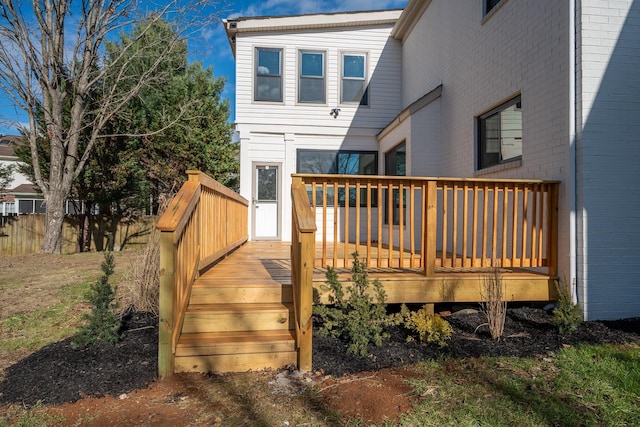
[233,0,407,17]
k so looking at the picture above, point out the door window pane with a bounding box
[257,168,278,202]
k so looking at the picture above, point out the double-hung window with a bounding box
[341,53,368,106]
[299,51,325,103]
[255,47,282,102]
[478,96,522,170]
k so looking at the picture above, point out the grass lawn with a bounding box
[1,251,639,426]
[402,344,640,426]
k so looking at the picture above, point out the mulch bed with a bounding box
[0,313,158,406]
[1,307,639,406]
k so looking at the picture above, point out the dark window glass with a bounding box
[18,199,33,214]
[299,51,325,103]
[257,167,278,202]
[255,48,282,102]
[385,143,406,225]
[478,96,522,169]
[485,0,502,14]
[342,54,368,105]
[297,150,378,206]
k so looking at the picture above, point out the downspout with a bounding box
[569,0,583,316]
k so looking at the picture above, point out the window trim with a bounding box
[340,52,369,106]
[254,47,283,103]
[477,95,522,171]
[298,50,326,104]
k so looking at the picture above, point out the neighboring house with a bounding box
[0,135,43,215]
[225,0,640,320]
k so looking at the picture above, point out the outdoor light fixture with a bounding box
[330,108,340,118]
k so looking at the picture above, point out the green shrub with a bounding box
[396,304,453,347]
[313,252,390,356]
[551,280,582,335]
[72,252,122,349]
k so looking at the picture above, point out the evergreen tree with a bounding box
[72,252,122,349]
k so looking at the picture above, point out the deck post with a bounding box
[291,177,317,372]
[424,180,437,277]
[298,229,315,371]
[158,231,176,378]
[547,183,559,278]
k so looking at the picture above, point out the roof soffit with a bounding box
[391,0,431,40]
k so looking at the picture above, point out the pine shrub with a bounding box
[72,252,122,349]
[551,280,582,335]
[313,252,390,356]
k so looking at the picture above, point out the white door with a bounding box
[252,164,280,240]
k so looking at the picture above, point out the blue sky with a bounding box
[0,0,407,136]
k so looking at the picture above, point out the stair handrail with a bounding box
[291,177,317,371]
[157,170,248,378]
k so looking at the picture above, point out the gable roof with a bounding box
[8,183,40,195]
[0,135,23,158]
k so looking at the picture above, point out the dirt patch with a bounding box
[1,305,639,425]
[316,368,417,424]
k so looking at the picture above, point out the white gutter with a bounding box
[569,0,582,316]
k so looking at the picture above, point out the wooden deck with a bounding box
[158,172,559,376]
[199,241,556,305]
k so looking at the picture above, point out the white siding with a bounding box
[235,20,402,242]
[577,0,640,320]
[0,159,31,188]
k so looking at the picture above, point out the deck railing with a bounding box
[157,171,248,377]
[292,174,559,277]
[291,178,317,371]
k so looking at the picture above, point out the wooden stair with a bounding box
[174,271,297,373]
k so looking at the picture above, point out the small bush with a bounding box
[479,267,508,340]
[313,252,390,356]
[72,252,122,349]
[551,280,582,335]
[396,304,453,347]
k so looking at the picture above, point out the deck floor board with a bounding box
[197,242,556,305]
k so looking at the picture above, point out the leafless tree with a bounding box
[0,0,219,253]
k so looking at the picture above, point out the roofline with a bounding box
[391,0,431,40]
[224,9,402,57]
[378,84,442,140]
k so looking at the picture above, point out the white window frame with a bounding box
[254,47,283,102]
[340,52,369,106]
[298,50,326,104]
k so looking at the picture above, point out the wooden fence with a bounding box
[0,214,157,255]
